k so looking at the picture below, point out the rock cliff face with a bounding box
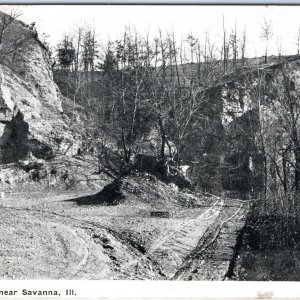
[0,12,79,163]
[200,58,300,197]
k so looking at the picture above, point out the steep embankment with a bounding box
[0,11,80,164]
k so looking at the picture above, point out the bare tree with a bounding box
[81,26,99,107]
[230,21,238,66]
[261,18,273,64]
[296,27,300,55]
[240,26,247,65]
[276,35,282,60]
[222,15,228,71]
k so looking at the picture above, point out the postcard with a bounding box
[0,3,299,299]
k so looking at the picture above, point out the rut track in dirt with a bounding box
[0,208,92,279]
[146,198,225,278]
[0,204,134,244]
[118,197,225,278]
[0,204,146,279]
[172,198,250,280]
[0,194,250,279]
[0,199,224,278]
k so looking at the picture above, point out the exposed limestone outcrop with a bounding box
[220,81,254,126]
[0,12,79,163]
[200,57,300,197]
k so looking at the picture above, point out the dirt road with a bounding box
[0,191,249,279]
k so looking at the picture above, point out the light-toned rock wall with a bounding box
[0,12,80,163]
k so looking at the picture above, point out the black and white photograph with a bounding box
[0,3,300,283]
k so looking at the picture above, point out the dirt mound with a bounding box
[68,173,201,209]
[72,179,126,206]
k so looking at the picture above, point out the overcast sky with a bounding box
[2,5,300,58]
